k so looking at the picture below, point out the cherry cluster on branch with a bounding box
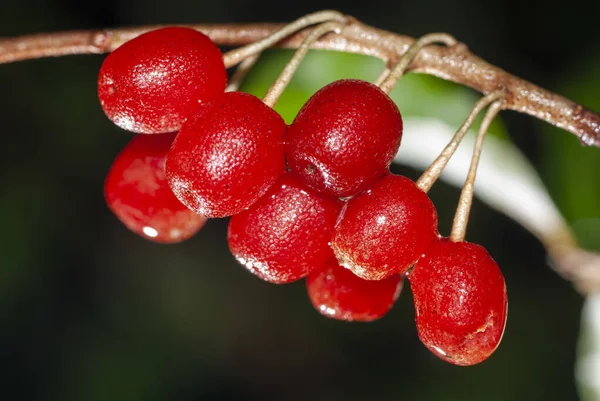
[1,10,597,366]
[97,12,508,366]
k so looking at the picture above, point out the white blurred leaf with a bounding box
[577,295,600,401]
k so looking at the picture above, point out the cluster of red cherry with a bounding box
[100,26,507,366]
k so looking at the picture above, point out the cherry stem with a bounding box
[378,33,456,94]
[449,99,504,242]
[262,21,345,108]
[222,10,346,68]
[373,67,391,86]
[226,53,260,92]
[416,89,506,193]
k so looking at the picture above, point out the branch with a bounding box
[1,19,600,147]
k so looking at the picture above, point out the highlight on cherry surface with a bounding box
[165,91,287,218]
[408,238,508,366]
[104,132,208,243]
[98,27,227,134]
[332,173,438,280]
[228,172,343,284]
[307,258,403,322]
[286,79,403,198]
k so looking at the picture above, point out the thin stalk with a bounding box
[378,33,456,94]
[222,10,346,68]
[226,53,260,92]
[262,21,344,108]
[416,89,506,192]
[449,99,504,242]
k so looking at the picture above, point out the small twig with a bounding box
[378,33,456,94]
[373,67,391,86]
[450,99,503,242]
[221,10,346,68]
[1,18,599,146]
[262,21,345,108]
[226,53,260,92]
[416,89,506,192]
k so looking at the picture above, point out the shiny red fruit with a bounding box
[104,132,207,243]
[228,172,343,284]
[307,258,403,322]
[98,27,227,134]
[332,174,438,280]
[286,79,403,198]
[409,238,508,366]
[166,92,287,218]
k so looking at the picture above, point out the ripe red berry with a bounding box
[98,27,227,134]
[332,174,438,280]
[307,258,403,322]
[104,132,207,243]
[166,92,287,218]
[286,79,403,198]
[409,238,508,366]
[228,172,343,284]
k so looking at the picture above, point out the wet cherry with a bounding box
[104,132,207,243]
[307,258,403,322]
[228,172,343,284]
[166,91,287,218]
[98,27,227,134]
[286,79,403,198]
[332,173,438,280]
[409,238,508,366]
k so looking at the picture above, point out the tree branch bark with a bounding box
[1,19,600,147]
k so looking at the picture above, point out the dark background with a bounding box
[1,1,600,400]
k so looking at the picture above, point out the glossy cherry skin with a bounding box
[332,174,438,280]
[409,238,508,366]
[166,92,287,218]
[286,79,403,198]
[307,258,403,322]
[104,132,207,243]
[228,172,343,284]
[98,27,227,134]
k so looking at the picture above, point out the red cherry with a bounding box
[286,79,403,198]
[104,132,207,243]
[409,238,508,366]
[228,172,343,284]
[166,92,287,218]
[332,173,438,280]
[98,27,227,134]
[307,258,403,322]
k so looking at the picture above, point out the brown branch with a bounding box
[1,19,600,147]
